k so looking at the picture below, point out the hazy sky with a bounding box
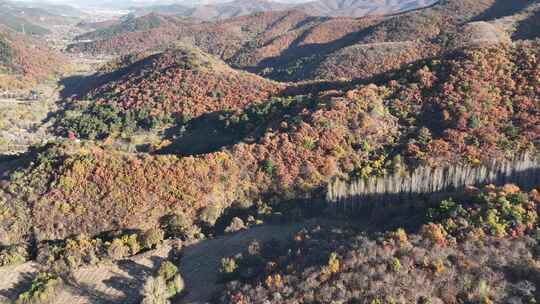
[11,0,312,4]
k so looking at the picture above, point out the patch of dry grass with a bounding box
[0,86,58,153]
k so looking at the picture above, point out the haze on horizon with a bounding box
[9,0,314,6]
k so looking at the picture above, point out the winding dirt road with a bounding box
[0,223,302,304]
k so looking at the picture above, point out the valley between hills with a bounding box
[0,0,539,303]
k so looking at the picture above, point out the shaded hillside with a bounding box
[3,41,538,246]
[0,26,66,90]
[89,46,281,117]
[0,1,50,36]
[133,0,292,20]
[190,0,291,20]
[75,19,120,31]
[132,3,195,17]
[312,42,439,80]
[471,0,530,21]
[67,0,540,82]
[297,0,439,17]
[357,0,495,44]
[304,0,514,80]
[132,0,439,19]
[216,185,540,304]
[513,8,540,40]
[59,46,282,140]
[23,2,83,18]
[75,13,185,42]
[66,10,378,79]
[0,0,80,34]
[227,13,378,73]
[67,10,311,56]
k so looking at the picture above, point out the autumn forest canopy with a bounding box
[0,0,539,303]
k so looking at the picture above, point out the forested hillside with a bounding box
[67,0,540,82]
[58,46,281,141]
[217,184,540,303]
[3,40,538,246]
[0,26,66,90]
[1,1,539,303]
[0,0,81,35]
[136,0,292,20]
[130,0,440,20]
[75,13,186,42]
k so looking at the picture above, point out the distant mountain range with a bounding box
[2,1,540,302]
[69,0,540,83]
[0,1,52,35]
[132,0,291,19]
[0,0,83,35]
[6,0,440,19]
[298,0,439,17]
[131,0,440,18]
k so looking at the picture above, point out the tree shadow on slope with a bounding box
[0,271,34,301]
[101,261,151,300]
[158,95,320,156]
[0,154,25,179]
[0,145,53,180]
[501,263,540,300]
[249,23,380,82]
[281,47,452,96]
[178,223,303,304]
[512,9,540,40]
[158,49,454,157]
[59,74,93,99]
[332,164,540,232]
[471,0,531,22]
[63,257,165,304]
[63,280,120,304]
[262,0,535,82]
[159,111,241,156]
[250,0,459,82]
[58,53,160,100]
